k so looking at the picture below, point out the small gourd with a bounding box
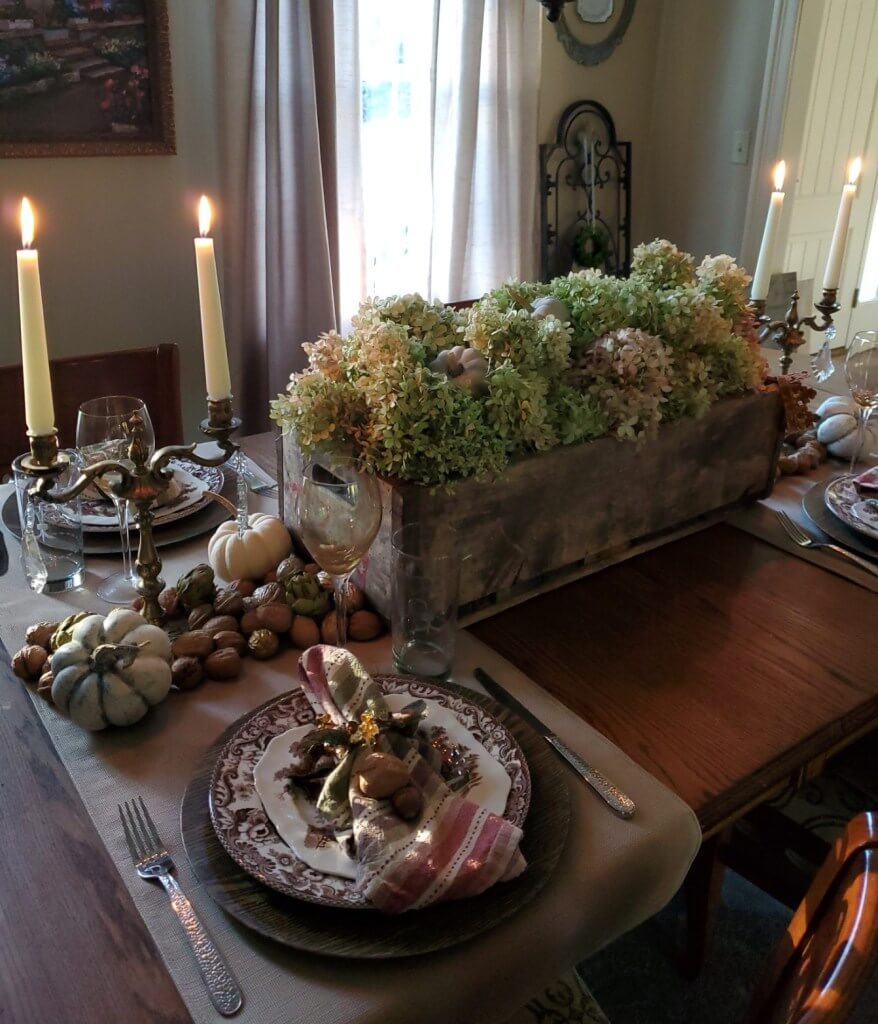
[50,609,172,731]
[530,295,571,324]
[815,396,878,461]
[429,346,489,392]
[207,512,292,582]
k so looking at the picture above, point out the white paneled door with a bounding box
[780,0,878,350]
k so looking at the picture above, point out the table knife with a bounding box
[474,667,636,819]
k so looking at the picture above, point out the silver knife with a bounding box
[474,667,636,819]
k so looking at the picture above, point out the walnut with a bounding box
[13,645,48,681]
[229,579,256,597]
[36,669,54,702]
[214,630,247,656]
[355,752,410,799]
[252,582,285,606]
[214,588,245,617]
[204,648,242,680]
[255,603,292,634]
[349,610,382,642]
[172,657,204,691]
[171,630,215,659]
[25,621,58,650]
[187,604,215,631]
[158,587,182,617]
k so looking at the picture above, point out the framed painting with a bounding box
[0,0,174,157]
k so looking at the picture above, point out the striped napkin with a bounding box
[298,645,526,913]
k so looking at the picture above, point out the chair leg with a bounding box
[682,833,725,979]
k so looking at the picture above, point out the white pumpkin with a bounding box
[530,295,571,324]
[429,346,489,391]
[815,396,878,460]
[208,512,292,582]
[51,609,172,731]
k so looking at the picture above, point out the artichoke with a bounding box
[176,563,216,611]
[50,612,93,652]
[284,571,330,617]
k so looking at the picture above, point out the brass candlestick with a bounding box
[23,397,241,625]
[749,287,840,376]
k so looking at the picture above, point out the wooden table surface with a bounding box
[2,431,877,1023]
[471,523,878,837]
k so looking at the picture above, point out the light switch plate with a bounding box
[732,130,750,165]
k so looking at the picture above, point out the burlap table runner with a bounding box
[729,460,878,593]
[0,484,700,1024]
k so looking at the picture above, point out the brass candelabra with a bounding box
[21,397,241,625]
[749,287,840,376]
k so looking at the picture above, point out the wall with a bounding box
[0,0,219,442]
[538,1,665,247]
[642,0,774,260]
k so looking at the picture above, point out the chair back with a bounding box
[0,344,183,478]
[749,812,878,1024]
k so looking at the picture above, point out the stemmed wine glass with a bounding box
[844,331,878,475]
[76,396,155,604]
[297,456,382,648]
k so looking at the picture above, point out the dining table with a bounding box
[1,431,875,1023]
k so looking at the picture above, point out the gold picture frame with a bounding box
[0,0,175,158]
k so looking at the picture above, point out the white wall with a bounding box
[642,0,774,259]
[539,1,665,246]
[0,0,219,440]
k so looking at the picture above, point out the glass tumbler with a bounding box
[13,450,85,594]
[391,522,459,678]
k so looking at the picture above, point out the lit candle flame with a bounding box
[198,195,212,237]
[20,197,35,249]
[848,157,862,185]
[773,161,786,192]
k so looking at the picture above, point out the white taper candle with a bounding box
[750,161,786,302]
[194,195,232,401]
[822,157,861,291]
[16,198,55,436]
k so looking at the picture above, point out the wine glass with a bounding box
[297,456,382,648]
[76,396,155,604]
[844,331,878,475]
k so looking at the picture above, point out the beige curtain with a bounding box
[217,0,339,433]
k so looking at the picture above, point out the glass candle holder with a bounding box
[13,450,85,594]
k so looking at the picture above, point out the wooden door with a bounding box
[779,0,878,351]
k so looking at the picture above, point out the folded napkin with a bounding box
[298,645,526,913]
[854,465,878,494]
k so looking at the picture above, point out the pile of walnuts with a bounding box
[138,556,384,692]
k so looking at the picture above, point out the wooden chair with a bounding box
[0,344,183,479]
[748,811,878,1023]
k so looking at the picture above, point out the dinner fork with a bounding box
[775,510,878,577]
[119,798,243,1016]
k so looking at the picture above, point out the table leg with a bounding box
[682,833,725,978]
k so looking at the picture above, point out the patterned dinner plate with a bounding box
[208,675,531,910]
[253,694,514,881]
[80,460,223,531]
[824,475,878,542]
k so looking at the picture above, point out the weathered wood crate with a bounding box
[280,389,784,623]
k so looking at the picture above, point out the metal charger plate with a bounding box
[802,479,878,560]
[180,679,571,959]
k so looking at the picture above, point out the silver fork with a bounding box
[119,798,243,1016]
[775,510,878,577]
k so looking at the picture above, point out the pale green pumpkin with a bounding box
[51,608,172,731]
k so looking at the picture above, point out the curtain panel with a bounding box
[217,0,541,429]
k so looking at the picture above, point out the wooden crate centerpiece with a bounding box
[273,243,783,622]
[280,389,782,621]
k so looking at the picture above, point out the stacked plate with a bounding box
[180,675,570,958]
[804,472,878,560]
[2,460,229,554]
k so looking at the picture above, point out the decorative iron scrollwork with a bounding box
[539,99,631,281]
